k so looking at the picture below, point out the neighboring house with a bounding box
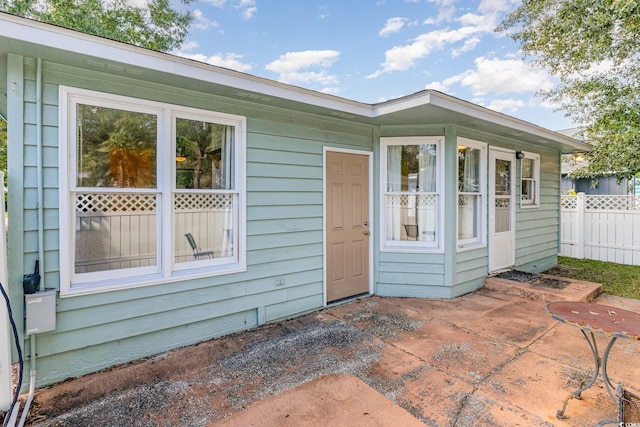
[561,164,633,195]
[557,128,633,195]
[0,13,592,388]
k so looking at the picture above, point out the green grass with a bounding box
[547,256,640,300]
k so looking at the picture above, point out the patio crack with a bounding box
[451,390,477,427]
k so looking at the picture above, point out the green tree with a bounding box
[498,1,640,180]
[0,0,193,52]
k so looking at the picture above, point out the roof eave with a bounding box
[0,12,591,153]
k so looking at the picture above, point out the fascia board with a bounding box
[426,91,593,152]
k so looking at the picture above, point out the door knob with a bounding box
[363,231,371,236]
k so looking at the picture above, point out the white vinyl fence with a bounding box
[560,193,640,265]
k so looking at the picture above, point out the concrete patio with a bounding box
[24,276,640,426]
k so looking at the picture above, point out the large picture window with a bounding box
[457,138,486,249]
[60,87,246,295]
[381,137,442,250]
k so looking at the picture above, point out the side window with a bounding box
[59,87,246,295]
[381,136,442,251]
[173,116,237,268]
[520,152,540,208]
[73,101,161,281]
[457,138,486,249]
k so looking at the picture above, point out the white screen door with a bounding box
[489,148,515,272]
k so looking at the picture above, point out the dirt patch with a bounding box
[530,277,570,290]
[495,270,540,282]
[495,270,570,289]
[543,265,583,277]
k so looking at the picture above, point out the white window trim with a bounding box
[379,136,444,253]
[456,137,487,251]
[520,151,540,209]
[59,86,246,297]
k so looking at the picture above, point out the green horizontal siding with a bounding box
[6,53,568,390]
[35,309,259,386]
[10,55,373,387]
[515,148,561,273]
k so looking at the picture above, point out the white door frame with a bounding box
[323,147,373,305]
[488,147,516,272]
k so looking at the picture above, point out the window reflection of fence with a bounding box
[385,194,437,241]
[174,193,234,262]
[74,192,157,273]
[458,195,476,240]
[74,192,235,271]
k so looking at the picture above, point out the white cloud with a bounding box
[379,17,408,37]
[321,86,341,95]
[318,5,329,19]
[425,74,465,92]
[437,7,456,22]
[451,37,480,57]
[179,41,199,52]
[457,12,498,32]
[192,9,219,31]
[459,56,554,95]
[238,0,257,19]
[484,98,526,113]
[425,56,555,113]
[478,0,519,14]
[176,51,253,73]
[368,4,507,78]
[424,81,449,92]
[202,0,256,19]
[266,50,340,73]
[266,50,341,89]
[425,0,457,6]
[203,0,227,7]
[368,0,526,78]
[368,25,482,77]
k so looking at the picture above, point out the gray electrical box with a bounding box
[25,289,57,335]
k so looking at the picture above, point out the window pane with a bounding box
[174,193,235,263]
[77,104,157,188]
[494,159,511,195]
[74,192,157,273]
[387,144,437,192]
[495,197,511,233]
[522,158,534,179]
[176,119,234,190]
[385,194,437,242]
[458,146,481,192]
[522,179,535,202]
[458,194,479,240]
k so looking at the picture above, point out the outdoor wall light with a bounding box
[515,151,525,160]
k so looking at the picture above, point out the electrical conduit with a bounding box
[16,57,45,427]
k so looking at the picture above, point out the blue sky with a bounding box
[174,0,574,131]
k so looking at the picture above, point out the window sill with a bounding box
[381,245,443,254]
[520,203,539,209]
[457,242,486,252]
[60,264,247,297]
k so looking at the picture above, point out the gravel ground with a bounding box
[23,299,426,427]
